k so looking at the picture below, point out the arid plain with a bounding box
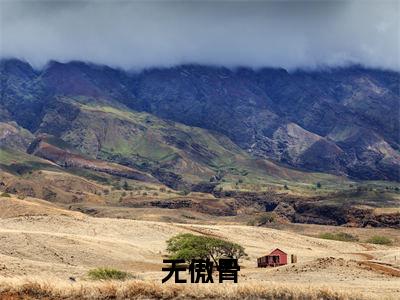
[0,195,399,299]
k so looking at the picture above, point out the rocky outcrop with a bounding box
[119,197,236,216]
[0,122,34,151]
[218,190,400,228]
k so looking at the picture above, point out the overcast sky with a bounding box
[0,0,399,71]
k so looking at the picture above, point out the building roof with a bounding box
[257,248,287,259]
[269,248,287,255]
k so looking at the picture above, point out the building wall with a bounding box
[269,249,287,265]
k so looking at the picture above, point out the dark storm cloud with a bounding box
[0,0,399,70]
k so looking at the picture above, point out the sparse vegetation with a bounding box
[182,214,196,220]
[0,192,11,197]
[179,188,190,196]
[0,278,369,300]
[366,235,392,245]
[318,232,358,242]
[88,268,129,281]
[43,188,57,201]
[248,212,276,226]
[122,181,130,190]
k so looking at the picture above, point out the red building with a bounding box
[257,248,288,267]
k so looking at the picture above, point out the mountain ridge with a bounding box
[1,58,399,181]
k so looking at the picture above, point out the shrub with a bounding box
[316,182,322,188]
[366,235,392,245]
[179,188,190,196]
[0,192,11,197]
[256,212,275,225]
[247,213,276,226]
[247,219,256,226]
[122,181,133,191]
[318,232,358,242]
[87,268,129,281]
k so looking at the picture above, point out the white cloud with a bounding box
[1,0,399,70]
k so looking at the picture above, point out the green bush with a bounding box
[257,212,275,225]
[87,268,129,281]
[246,219,256,226]
[179,188,190,196]
[1,192,11,197]
[366,235,392,245]
[318,232,358,242]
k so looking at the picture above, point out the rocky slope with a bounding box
[1,59,399,181]
[27,135,157,182]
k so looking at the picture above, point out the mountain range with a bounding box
[1,58,399,184]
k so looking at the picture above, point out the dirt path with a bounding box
[360,261,400,277]
[342,242,400,277]
[174,224,225,238]
[348,252,375,260]
[358,243,376,251]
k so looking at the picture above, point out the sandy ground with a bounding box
[0,196,399,299]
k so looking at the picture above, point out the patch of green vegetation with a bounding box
[43,136,80,153]
[0,148,38,164]
[0,192,11,197]
[318,232,358,242]
[0,162,58,176]
[365,235,392,245]
[87,268,130,281]
[166,233,247,267]
[56,101,395,194]
[0,148,60,176]
[66,168,112,185]
[178,188,191,196]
